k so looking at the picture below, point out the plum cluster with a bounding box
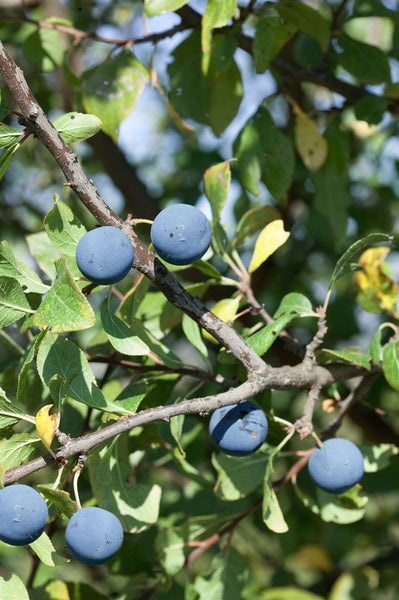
[75,204,211,285]
[208,404,364,496]
[0,484,123,564]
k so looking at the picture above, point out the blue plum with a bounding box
[209,401,268,456]
[150,204,211,265]
[0,484,48,546]
[76,226,134,285]
[65,507,124,565]
[308,437,364,494]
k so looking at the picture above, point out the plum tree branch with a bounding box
[3,361,373,484]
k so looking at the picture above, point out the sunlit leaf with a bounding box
[144,0,188,15]
[33,259,95,333]
[212,452,268,500]
[328,233,393,290]
[0,573,30,600]
[0,276,34,327]
[44,198,86,257]
[202,297,240,344]
[0,142,20,181]
[82,51,149,141]
[101,299,150,356]
[291,101,328,171]
[35,404,60,456]
[30,531,69,566]
[203,160,231,222]
[353,246,398,315]
[0,123,23,148]
[382,341,399,390]
[201,0,238,70]
[88,438,162,532]
[52,111,102,145]
[0,432,40,471]
[361,443,399,472]
[248,219,290,273]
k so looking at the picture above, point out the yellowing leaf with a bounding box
[354,246,399,316]
[36,404,60,456]
[203,297,240,344]
[292,101,328,171]
[248,219,289,274]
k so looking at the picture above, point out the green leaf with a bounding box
[37,484,77,519]
[126,316,182,368]
[317,347,371,370]
[254,16,296,73]
[0,276,34,327]
[295,477,367,524]
[26,231,60,280]
[212,452,268,501]
[382,341,399,391]
[0,573,30,600]
[29,531,69,566]
[169,31,242,135]
[101,299,150,356]
[0,123,23,148]
[52,111,103,145]
[36,332,132,414]
[0,241,49,294]
[33,258,95,333]
[337,33,391,84]
[114,380,148,413]
[0,387,34,431]
[202,0,238,67]
[361,443,399,472]
[274,292,315,318]
[220,293,315,361]
[145,0,188,15]
[235,109,295,201]
[259,588,325,600]
[44,199,86,257]
[182,313,209,358]
[191,546,249,600]
[88,438,162,532]
[17,333,46,405]
[208,59,243,136]
[0,432,40,471]
[23,28,63,72]
[262,457,288,533]
[82,51,149,141]
[263,485,289,533]
[329,233,394,290]
[317,486,368,524]
[275,0,331,51]
[203,160,231,223]
[354,95,388,125]
[234,205,282,246]
[0,142,20,181]
[313,168,350,245]
[155,528,186,576]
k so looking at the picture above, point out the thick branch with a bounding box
[3,361,371,484]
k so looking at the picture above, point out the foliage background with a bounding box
[1,0,399,599]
